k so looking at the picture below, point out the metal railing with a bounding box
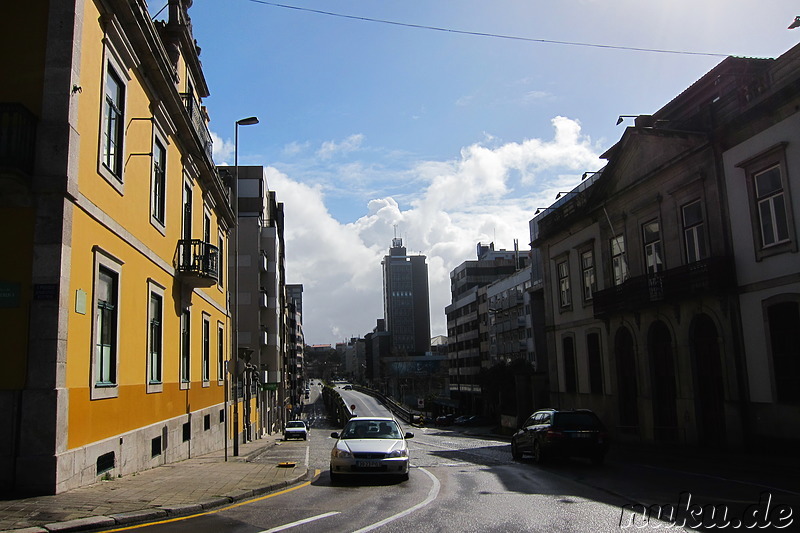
[179,93,213,163]
[593,256,735,317]
[176,239,219,281]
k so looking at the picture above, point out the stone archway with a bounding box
[615,327,638,435]
[691,314,726,447]
[649,321,678,441]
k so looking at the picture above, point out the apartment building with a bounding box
[0,1,233,493]
[532,42,800,449]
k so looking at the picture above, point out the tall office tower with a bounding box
[382,237,431,356]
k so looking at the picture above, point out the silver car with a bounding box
[284,420,308,440]
[329,417,413,482]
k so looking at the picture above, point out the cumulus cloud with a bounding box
[211,131,234,165]
[264,116,604,344]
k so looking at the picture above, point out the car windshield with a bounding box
[341,420,402,439]
[554,412,602,430]
[287,421,305,428]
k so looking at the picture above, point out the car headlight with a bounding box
[331,447,352,459]
[387,447,407,458]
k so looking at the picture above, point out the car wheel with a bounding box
[511,438,522,460]
[532,441,546,464]
[400,472,409,481]
[330,470,341,483]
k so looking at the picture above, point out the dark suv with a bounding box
[511,409,609,465]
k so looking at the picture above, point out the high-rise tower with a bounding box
[381,237,431,356]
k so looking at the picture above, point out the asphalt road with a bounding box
[116,385,798,532]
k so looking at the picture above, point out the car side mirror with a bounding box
[405,432,414,439]
[331,432,340,439]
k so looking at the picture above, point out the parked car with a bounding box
[435,413,455,426]
[511,409,608,465]
[453,415,473,426]
[329,417,414,482]
[284,420,308,440]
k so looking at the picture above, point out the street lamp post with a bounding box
[232,116,258,457]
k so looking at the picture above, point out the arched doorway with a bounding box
[691,314,726,447]
[649,321,678,441]
[615,327,638,435]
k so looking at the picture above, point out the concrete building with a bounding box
[446,243,526,414]
[0,1,233,493]
[286,284,304,403]
[381,237,431,356]
[217,165,287,438]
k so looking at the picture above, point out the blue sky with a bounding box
[156,1,799,345]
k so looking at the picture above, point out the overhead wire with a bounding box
[247,0,731,58]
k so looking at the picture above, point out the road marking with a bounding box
[259,511,340,532]
[351,467,441,533]
[101,472,321,532]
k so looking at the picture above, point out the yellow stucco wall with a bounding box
[64,1,230,450]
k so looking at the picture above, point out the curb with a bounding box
[0,468,310,533]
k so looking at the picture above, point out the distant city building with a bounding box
[446,243,528,414]
[382,237,431,356]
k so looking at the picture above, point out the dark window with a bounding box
[768,302,800,403]
[96,451,115,475]
[182,421,191,442]
[102,66,124,178]
[563,336,577,393]
[587,332,603,394]
[204,414,211,431]
[151,437,162,458]
[96,267,118,385]
[149,292,162,384]
[152,139,166,224]
[682,200,707,263]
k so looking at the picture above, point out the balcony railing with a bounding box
[179,93,213,163]
[593,256,735,318]
[177,239,219,286]
[0,103,37,175]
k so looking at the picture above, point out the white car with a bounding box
[329,417,413,482]
[284,420,308,440]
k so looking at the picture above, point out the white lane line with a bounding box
[351,467,441,533]
[259,511,340,533]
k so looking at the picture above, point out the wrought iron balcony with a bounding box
[177,239,219,287]
[0,103,37,175]
[179,93,213,163]
[593,256,735,318]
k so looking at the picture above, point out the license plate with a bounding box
[356,460,381,468]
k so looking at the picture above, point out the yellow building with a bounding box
[0,0,234,494]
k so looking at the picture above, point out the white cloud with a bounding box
[316,133,365,159]
[264,117,603,344]
[211,131,234,166]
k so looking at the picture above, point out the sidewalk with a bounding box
[0,434,309,533]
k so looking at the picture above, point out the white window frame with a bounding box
[642,219,664,275]
[557,259,571,308]
[150,133,168,232]
[146,280,165,393]
[682,199,708,264]
[217,322,225,384]
[91,248,124,400]
[581,249,595,302]
[611,235,629,286]
[180,308,191,389]
[202,313,211,386]
[97,15,137,193]
[737,143,798,261]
